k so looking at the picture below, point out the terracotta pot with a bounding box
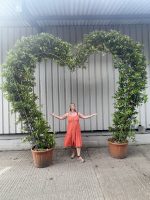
[31,147,54,168]
[108,138,128,159]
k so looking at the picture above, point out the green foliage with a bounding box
[0,30,148,146]
[75,30,148,143]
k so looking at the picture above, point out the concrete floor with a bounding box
[0,145,150,200]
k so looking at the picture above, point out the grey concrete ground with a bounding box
[0,144,150,200]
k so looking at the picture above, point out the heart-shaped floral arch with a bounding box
[1,30,148,148]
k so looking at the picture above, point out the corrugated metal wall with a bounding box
[0,24,150,134]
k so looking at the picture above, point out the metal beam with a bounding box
[1,14,150,25]
[34,14,150,21]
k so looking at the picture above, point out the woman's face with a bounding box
[70,103,76,111]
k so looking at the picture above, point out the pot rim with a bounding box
[108,138,128,145]
[31,147,54,152]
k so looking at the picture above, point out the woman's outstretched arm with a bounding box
[51,112,68,120]
[78,112,97,119]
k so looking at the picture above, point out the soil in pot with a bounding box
[108,138,128,159]
[31,147,54,168]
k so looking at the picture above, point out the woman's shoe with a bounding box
[70,151,76,159]
[77,156,85,163]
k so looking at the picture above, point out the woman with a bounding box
[51,103,97,163]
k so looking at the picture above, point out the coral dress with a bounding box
[64,112,82,148]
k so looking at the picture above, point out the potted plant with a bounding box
[18,109,55,167]
[108,123,135,159]
[107,69,148,159]
[22,120,55,168]
[107,66,148,159]
[17,106,56,168]
[108,84,147,159]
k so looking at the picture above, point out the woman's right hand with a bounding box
[50,113,55,117]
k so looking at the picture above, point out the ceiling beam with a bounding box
[1,14,150,24]
[34,14,150,21]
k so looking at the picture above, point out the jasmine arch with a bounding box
[1,30,147,147]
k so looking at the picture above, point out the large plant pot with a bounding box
[31,147,54,168]
[108,138,128,159]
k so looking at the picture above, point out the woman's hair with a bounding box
[69,103,78,114]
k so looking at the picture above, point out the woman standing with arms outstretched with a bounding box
[51,103,97,162]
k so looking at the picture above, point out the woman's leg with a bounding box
[70,147,76,159]
[76,147,85,162]
[76,147,81,156]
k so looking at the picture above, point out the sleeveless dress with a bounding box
[64,112,82,148]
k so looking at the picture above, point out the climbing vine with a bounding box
[1,30,148,148]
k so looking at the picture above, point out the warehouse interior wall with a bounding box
[0,24,150,134]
